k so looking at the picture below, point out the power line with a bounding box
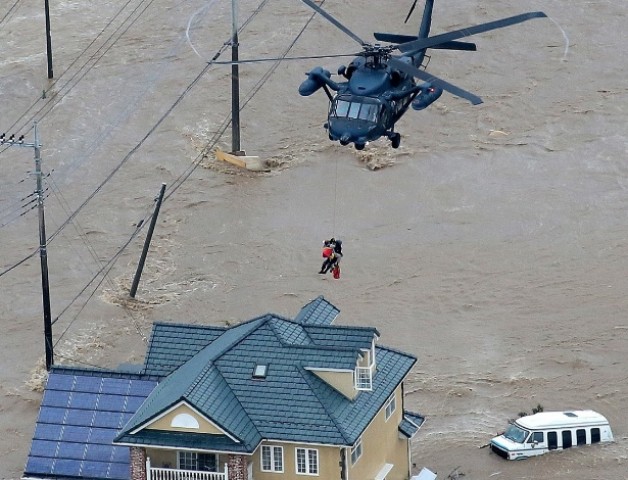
[0,0,22,27]
[1,0,156,137]
[5,0,323,348]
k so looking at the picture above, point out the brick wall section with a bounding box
[130,446,147,480]
[228,454,248,480]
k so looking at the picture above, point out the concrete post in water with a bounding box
[130,183,166,298]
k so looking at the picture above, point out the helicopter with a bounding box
[296,0,547,149]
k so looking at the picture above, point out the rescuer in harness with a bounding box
[319,238,342,278]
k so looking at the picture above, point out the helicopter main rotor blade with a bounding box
[211,53,358,65]
[397,11,547,53]
[298,0,366,46]
[388,57,482,105]
[404,0,419,24]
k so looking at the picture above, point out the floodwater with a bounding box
[1,0,627,478]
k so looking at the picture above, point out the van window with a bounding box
[548,431,558,450]
[527,432,544,444]
[562,430,572,449]
[576,429,586,445]
[504,424,529,443]
[591,428,601,443]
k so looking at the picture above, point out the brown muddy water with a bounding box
[1,0,627,478]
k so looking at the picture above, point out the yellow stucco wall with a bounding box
[347,386,409,480]
[252,441,341,480]
[146,403,225,434]
[142,383,411,480]
[310,370,357,400]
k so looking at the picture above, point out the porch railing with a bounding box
[146,458,228,480]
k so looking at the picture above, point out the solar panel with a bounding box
[71,391,99,410]
[42,389,71,407]
[25,456,51,474]
[53,458,82,476]
[39,406,67,423]
[24,370,156,480]
[73,376,104,394]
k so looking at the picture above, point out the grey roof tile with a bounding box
[294,295,340,325]
[399,411,425,438]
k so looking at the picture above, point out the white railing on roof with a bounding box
[146,459,228,480]
[355,364,374,390]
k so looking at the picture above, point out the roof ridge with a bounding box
[183,363,261,449]
[376,344,418,361]
[151,321,228,330]
[268,317,314,345]
[304,324,378,331]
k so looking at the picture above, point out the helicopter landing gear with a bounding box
[391,132,401,149]
[354,143,365,150]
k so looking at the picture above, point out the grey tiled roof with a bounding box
[294,295,340,325]
[143,322,226,378]
[399,411,425,438]
[116,298,416,452]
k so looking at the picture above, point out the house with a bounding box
[24,296,424,480]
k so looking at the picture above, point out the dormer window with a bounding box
[354,338,377,391]
[253,364,268,379]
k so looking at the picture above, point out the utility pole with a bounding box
[0,123,54,370]
[231,0,241,154]
[44,0,53,78]
[130,183,166,298]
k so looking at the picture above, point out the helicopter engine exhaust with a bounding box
[412,85,443,110]
[299,67,336,96]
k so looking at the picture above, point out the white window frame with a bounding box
[177,451,217,471]
[350,438,363,465]
[261,445,284,473]
[295,447,319,476]
[384,393,396,421]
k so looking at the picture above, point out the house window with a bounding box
[261,445,283,472]
[350,438,362,465]
[171,413,200,429]
[178,452,217,471]
[295,448,318,475]
[384,393,396,420]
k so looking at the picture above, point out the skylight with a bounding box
[253,364,268,379]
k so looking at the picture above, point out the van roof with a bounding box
[516,410,609,430]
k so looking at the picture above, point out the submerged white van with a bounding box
[490,410,613,460]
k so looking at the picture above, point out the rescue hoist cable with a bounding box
[332,154,339,235]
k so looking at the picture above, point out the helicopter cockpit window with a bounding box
[332,98,380,122]
[348,102,361,119]
[334,99,350,117]
[357,103,379,122]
